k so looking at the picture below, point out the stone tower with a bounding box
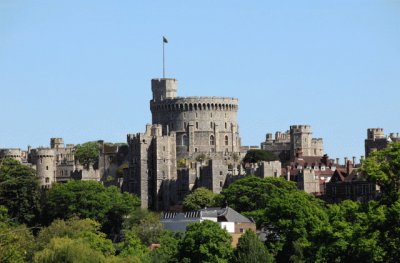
[34,148,57,188]
[127,124,177,210]
[150,78,241,160]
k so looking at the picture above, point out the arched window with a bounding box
[225,135,229,146]
[210,135,215,146]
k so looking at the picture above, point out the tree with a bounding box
[315,200,386,263]
[182,187,218,211]
[220,176,297,225]
[0,206,35,263]
[234,229,273,263]
[35,218,115,257]
[33,237,106,263]
[117,230,149,262]
[122,209,164,246]
[179,220,233,263]
[242,149,278,164]
[0,158,41,226]
[43,180,140,237]
[261,190,329,262]
[361,142,400,204]
[150,231,182,263]
[74,141,100,168]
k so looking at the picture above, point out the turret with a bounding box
[151,78,177,102]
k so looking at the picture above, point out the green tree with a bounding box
[242,149,278,164]
[43,180,140,237]
[361,142,400,204]
[261,190,328,262]
[150,231,182,263]
[182,187,218,211]
[221,176,297,225]
[33,237,106,263]
[0,206,35,263]
[234,229,273,263]
[36,218,115,257]
[123,209,164,246]
[179,220,233,263]
[118,230,149,261]
[315,200,385,263]
[0,158,41,226]
[75,141,100,168]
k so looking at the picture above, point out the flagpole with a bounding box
[163,39,165,78]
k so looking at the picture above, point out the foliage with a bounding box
[179,220,233,263]
[195,153,208,163]
[177,159,187,168]
[220,176,297,225]
[150,231,182,263]
[118,230,149,261]
[242,149,278,164]
[0,158,41,226]
[33,237,106,263]
[315,200,386,263]
[361,142,400,204]
[261,190,328,262]
[234,229,273,263]
[0,206,35,263]
[43,180,140,236]
[182,187,218,211]
[36,218,115,256]
[74,141,100,168]
[123,208,164,246]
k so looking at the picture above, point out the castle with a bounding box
[261,125,324,164]
[126,78,243,210]
[1,75,399,208]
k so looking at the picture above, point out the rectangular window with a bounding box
[196,122,199,129]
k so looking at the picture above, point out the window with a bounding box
[210,113,213,118]
[210,122,213,129]
[225,122,227,129]
[210,135,215,145]
[182,135,188,146]
[240,228,245,233]
[183,122,186,129]
[225,135,229,146]
[194,148,198,152]
[163,146,166,151]
[46,166,49,170]
[45,177,49,183]
[196,122,199,129]
[220,181,223,187]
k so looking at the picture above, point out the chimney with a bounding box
[336,158,340,165]
[346,159,353,175]
[344,157,348,165]
[352,156,356,166]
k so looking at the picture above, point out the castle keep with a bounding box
[127,78,243,210]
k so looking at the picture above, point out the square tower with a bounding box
[151,78,177,102]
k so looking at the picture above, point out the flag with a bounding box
[163,36,168,43]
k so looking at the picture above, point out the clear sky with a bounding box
[1,0,399,161]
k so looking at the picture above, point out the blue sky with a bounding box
[0,0,399,161]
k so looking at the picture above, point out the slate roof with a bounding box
[161,207,253,223]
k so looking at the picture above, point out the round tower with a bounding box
[35,148,56,188]
[150,78,241,159]
[0,148,22,162]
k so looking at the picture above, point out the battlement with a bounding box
[151,78,178,102]
[367,128,385,140]
[150,97,239,112]
[290,125,312,133]
[35,148,56,157]
[50,138,64,149]
[0,148,22,158]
